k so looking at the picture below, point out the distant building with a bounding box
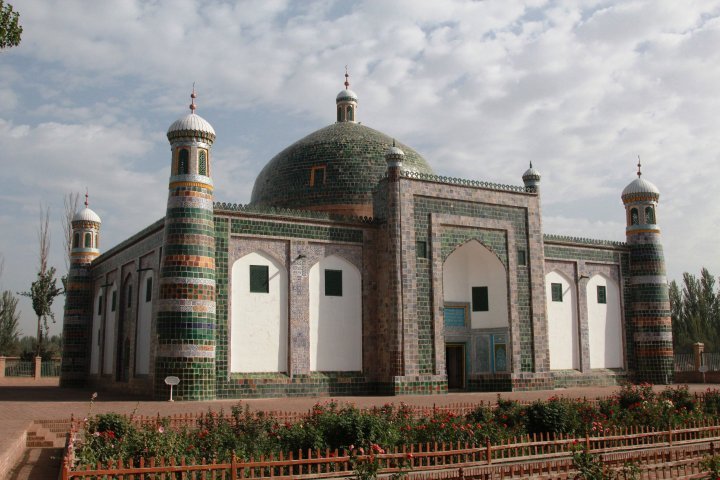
[61,75,673,400]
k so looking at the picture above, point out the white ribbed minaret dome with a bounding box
[167,87,216,139]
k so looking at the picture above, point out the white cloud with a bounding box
[4,0,720,335]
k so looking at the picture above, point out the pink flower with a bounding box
[158,426,165,434]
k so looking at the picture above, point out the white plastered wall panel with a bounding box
[90,288,102,374]
[231,251,288,373]
[546,271,579,370]
[587,274,623,369]
[102,285,117,375]
[442,240,509,329]
[309,255,362,371]
[135,271,153,375]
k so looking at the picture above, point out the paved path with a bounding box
[1,378,717,479]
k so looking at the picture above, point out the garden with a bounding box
[66,384,720,478]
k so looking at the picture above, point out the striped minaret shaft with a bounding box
[155,94,217,400]
[623,166,673,384]
[60,201,101,387]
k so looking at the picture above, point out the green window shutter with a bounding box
[416,241,427,259]
[517,248,527,266]
[198,151,207,176]
[249,265,269,293]
[145,277,153,302]
[551,283,563,302]
[325,269,343,296]
[472,286,489,312]
[597,285,607,304]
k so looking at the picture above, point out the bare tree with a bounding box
[63,192,80,271]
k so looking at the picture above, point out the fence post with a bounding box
[231,452,238,480]
[486,438,491,464]
[0,356,5,378]
[34,356,42,379]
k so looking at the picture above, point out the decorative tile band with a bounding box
[630,275,667,285]
[156,344,216,359]
[161,277,216,287]
[169,174,214,186]
[169,181,214,191]
[634,331,673,342]
[167,196,214,210]
[157,299,216,312]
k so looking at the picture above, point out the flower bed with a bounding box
[70,384,720,469]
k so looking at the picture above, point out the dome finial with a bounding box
[84,188,89,208]
[189,82,197,114]
[529,161,533,169]
[344,66,350,90]
[637,155,642,178]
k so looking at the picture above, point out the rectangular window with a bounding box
[145,277,153,302]
[97,295,103,315]
[249,265,269,293]
[517,248,527,266]
[127,286,132,308]
[325,269,343,296]
[111,291,117,312]
[416,241,427,259]
[597,285,607,304]
[551,283,563,302]
[310,165,326,187]
[472,286,489,312]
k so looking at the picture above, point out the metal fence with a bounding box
[3,357,62,377]
[675,352,720,372]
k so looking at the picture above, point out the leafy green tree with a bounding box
[0,1,21,50]
[0,290,20,355]
[20,206,64,356]
[671,268,720,352]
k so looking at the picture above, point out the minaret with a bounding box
[336,68,358,123]
[522,162,541,193]
[156,88,217,400]
[60,192,101,387]
[621,159,673,384]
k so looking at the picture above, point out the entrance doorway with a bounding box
[445,343,466,390]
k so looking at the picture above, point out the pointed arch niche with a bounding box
[545,270,579,370]
[135,270,154,375]
[586,274,623,369]
[443,240,509,329]
[230,251,288,373]
[309,255,362,371]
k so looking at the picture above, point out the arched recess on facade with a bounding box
[442,239,509,329]
[102,283,118,375]
[545,270,579,370]
[230,251,288,373]
[116,273,132,382]
[90,287,103,375]
[134,269,154,376]
[309,254,362,371]
[586,273,624,369]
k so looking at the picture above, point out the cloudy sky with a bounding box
[2,0,719,337]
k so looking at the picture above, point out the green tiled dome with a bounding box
[250,122,433,215]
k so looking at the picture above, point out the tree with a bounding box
[0,291,20,355]
[0,1,21,50]
[671,268,720,353]
[20,206,64,357]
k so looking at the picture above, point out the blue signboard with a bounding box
[444,305,467,327]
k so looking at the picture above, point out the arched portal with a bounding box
[309,255,362,371]
[545,270,579,370]
[90,288,102,374]
[231,251,288,373]
[443,240,509,329]
[102,284,117,375]
[587,274,623,369]
[134,270,153,375]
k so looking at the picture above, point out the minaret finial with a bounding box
[529,161,533,168]
[637,155,642,178]
[344,66,350,90]
[190,82,197,114]
[84,188,89,208]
